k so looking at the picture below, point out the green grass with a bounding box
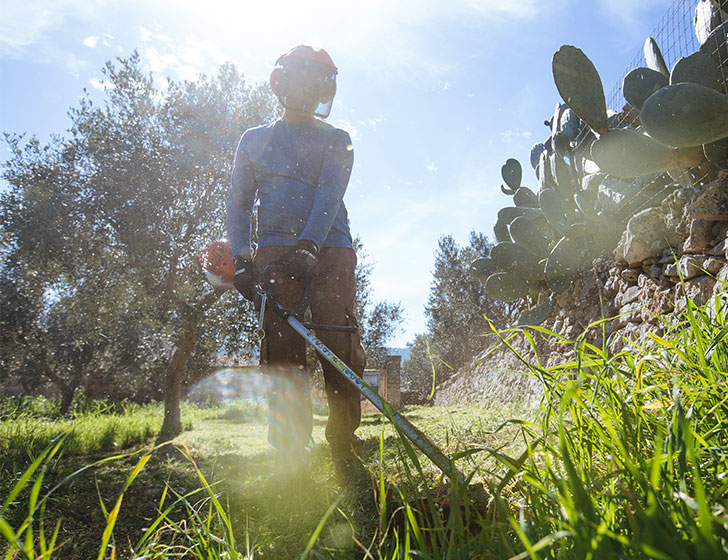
[0,401,165,460]
[1,291,728,558]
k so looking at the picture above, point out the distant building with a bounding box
[361,355,401,411]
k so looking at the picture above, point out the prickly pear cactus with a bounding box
[517,295,555,327]
[640,82,728,147]
[469,257,496,284]
[474,34,728,309]
[513,187,539,208]
[670,51,722,91]
[644,37,669,76]
[508,216,550,257]
[622,67,668,110]
[501,158,522,195]
[590,128,685,177]
[490,242,544,279]
[484,272,531,303]
[552,45,609,134]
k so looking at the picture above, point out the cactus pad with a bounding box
[559,108,582,140]
[490,241,544,278]
[539,188,568,233]
[484,272,531,303]
[641,82,728,147]
[530,142,546,169]
[517,296,555,327]
[622,67,668,110]
[509,216,550,257]
[644,37,670,76]
[513,187,539,208]
[552,45,609,135]
[545,236,587,290]
[670,51,721,91]
[469,257,496,284]
[501,158,522,192]
[494,219,512,243]
[591,128,687,177]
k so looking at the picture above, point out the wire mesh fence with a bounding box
[575,0,728,225]
[605,0,704,111]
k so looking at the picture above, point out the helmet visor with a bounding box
[280,61,337,118]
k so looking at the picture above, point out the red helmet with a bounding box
[199,239,234,292]
[270,45,338,118]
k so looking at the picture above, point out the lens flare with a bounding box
[187,366,322,467]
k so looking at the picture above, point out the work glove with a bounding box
[273,240,319,284]
[232,255,259,301]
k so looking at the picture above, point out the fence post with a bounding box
[385,355,402,409]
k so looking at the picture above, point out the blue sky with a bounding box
[1,0,673,346]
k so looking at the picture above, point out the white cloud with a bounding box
[426,163,438,173]
[0,0,548,91]
[0,0,101,57]
[499,130,533,141]
[334,119,360,141]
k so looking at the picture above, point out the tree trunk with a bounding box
[157,324,197,443]
[156,291,221,444]
[59,384,76,415]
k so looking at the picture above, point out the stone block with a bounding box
[616,285,641,307]
[622,208,673,266]
[619,302,642,323]
[621,268,640,283]
[664,263,679,277]
[705,257,725,275]
[687,174,728,221]
[714,237,727,256]
[677,255,708,279]
[683,219,715,254]
[715,265,728,295]
[683,276,717,307]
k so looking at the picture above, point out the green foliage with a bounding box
[406,232,515,392]
[3,294,727,558]
[485,291,728,558]
[0,398,164,461]
[1,53,277,422]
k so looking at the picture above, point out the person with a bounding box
[225,45,366,473]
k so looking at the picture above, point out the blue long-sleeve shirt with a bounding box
[226,118,354,257]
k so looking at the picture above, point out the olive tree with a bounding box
[1,52,277,437]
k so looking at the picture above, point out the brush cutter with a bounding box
[200,239,464,484]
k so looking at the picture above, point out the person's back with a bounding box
[225,45,367,478]
[229,118,353,251]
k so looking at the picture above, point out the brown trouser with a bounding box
[255,246,367,452]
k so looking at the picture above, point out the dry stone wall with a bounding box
[435,172,728,406]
